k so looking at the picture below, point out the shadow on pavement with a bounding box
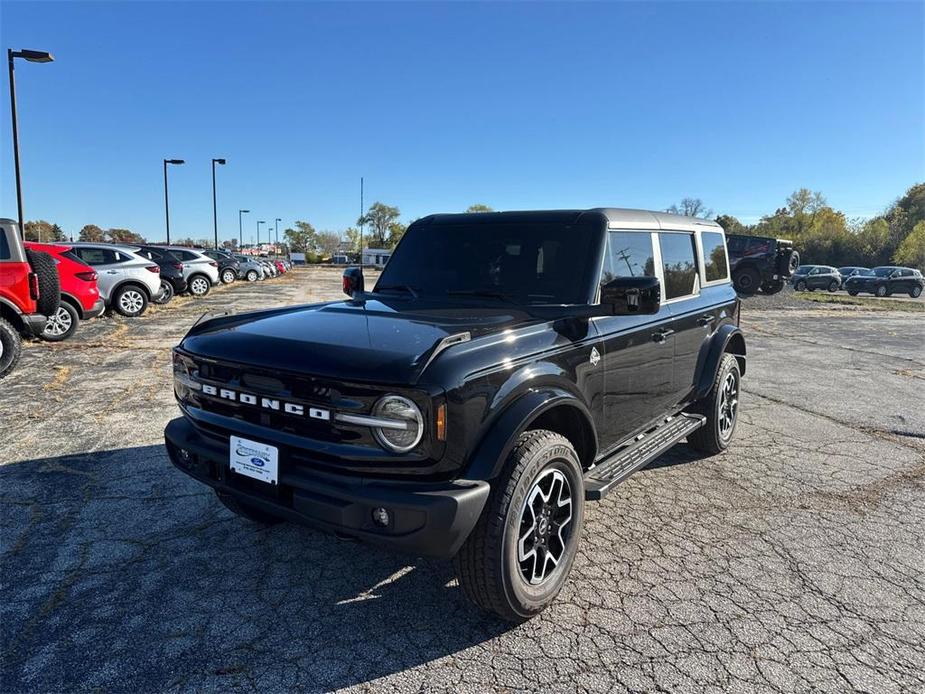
[1,446,510,692]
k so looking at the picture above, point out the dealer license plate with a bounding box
[229,435,279,485]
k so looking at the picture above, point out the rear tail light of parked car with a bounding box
[145,265,161,274]
[75,271,98,281]
[172,263,183,271]
[28,272,40,300]
[208,261,218,267]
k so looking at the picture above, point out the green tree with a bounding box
[714,214,747,235]
[283,220,319,253]
[358,202,400,247]
[316,231,342,258]
[107,228,145,244]
[387,221,407,248]
[667,198,712,219]
[343,227,362,253]
[79,224,105,242]
[893,220,925,269]
[466,204,494,213]
[23,220,65,242]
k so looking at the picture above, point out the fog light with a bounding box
[371,507,390,527]
[178,448,192,462]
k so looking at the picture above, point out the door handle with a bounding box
[106,270,118,274]
[652,328,674,344]
[697,314,714,327]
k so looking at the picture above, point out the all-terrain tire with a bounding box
[216,491,284,525]
[0,317,23,379]
[733,267,761,296]
[688,354,741,455]
[41,301,79,342]
[25,248,60,317]
[760,280,785,296]
[454,429,584,622]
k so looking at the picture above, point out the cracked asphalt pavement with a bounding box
[2,269,924,693]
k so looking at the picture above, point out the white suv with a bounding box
[68,243,162,317]
[164,247,220,297]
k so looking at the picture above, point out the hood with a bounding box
[179,297,541,384]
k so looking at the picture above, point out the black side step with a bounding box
[584,413,706,500]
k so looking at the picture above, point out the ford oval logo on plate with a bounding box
[251,457,265,467]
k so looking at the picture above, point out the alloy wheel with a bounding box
[222,270,235,284]
[120,290,144,314]
[719,371,739,440]
[44,306,72,337]
[517,468,574,585]
[191,277,209,295]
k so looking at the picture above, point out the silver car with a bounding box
[234,255,266,281]
[163,247,220,296]
[68,243,162,317]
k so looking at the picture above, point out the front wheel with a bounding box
[688,354,741,455]
[113,285,148,317]
[875,285,888,297]
[910,286,922,298]
[41,302,79,342]
[795,279,807,292]
[221,268,236,284]
[828,280,839,292]
[154,280,174,305]
[454,430,584,622]
[188,275,211,297]
[246,269,258,282]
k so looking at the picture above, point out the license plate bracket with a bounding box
[229,435,279,485]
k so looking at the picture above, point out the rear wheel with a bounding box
[455,430,584,622]
[910,286,922,298]
[113,285,148,317]
[221,268,236,284]
[41,301,79,342]
[733,267,761,296]
[0,317,23,379]
[188,275,211,297]
[688,354,741,455]
[828,280,839,292]
[154,280,174,305]
[216,491,283,525]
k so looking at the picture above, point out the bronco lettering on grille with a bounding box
[199,383,330,420]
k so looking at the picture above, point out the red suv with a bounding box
[1,219,60,378]
[25,241,105,341]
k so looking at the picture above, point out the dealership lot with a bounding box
[2,269,923,693]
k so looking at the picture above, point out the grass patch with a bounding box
[795,292,925,312]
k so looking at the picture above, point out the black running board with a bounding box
[584,413,706,500]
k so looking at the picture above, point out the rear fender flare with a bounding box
[693,324,746,401]
[464,387,597,481]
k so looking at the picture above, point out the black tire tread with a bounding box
[688,353,739,455]
[25,248,60,317]
[0,317,23,379]
[454,429,572,622]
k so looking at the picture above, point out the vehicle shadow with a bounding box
[642,442,705,471]
[0,446,510,692]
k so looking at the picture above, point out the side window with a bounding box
[75,248,115,265]
[177,250,197,261]
[701,231,728,282]
[658,232,699,300]
[601,231,655,285]
[0,232,10,260]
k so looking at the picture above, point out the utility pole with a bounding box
[359,176,364,268]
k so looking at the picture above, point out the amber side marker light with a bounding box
[436,403,447,441]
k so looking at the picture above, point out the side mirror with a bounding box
[342,266,364,297]
[600,276,661,316]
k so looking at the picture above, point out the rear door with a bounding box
[596,229,675,451]
[72,246,122,300]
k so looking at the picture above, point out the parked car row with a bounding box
[1,219,292,377]
[791,264,924,297]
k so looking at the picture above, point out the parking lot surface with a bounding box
[2,269,924,693]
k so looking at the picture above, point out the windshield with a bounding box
[375,221,602,304]
[873,267,895,277]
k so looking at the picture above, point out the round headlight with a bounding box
[372,395,423,453]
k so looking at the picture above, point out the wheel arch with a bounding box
[111,280,152,301]
[693,324,746,401]
[0,298,25,330]
[59,292,84,318]
[464,388,598,481]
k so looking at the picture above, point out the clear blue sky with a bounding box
[1,1,923,244]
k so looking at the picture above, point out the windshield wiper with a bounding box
[446,289,517,303]
[376,284,419,298]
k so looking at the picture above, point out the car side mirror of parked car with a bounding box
[599,276,661,316]
[343,266,365,297]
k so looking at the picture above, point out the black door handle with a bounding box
[652,328,674,344]
[697,314,713,326]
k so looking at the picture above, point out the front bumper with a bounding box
[164,417,489,558]
[84,298,106,319]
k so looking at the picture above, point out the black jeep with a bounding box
[165,209,746,620]
[726,234,799,296]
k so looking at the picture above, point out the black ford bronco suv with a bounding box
[165,209,746,621]
[726,233,799,296]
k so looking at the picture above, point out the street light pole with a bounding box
[163,158,185,244]
[275,218,281,250]
[257,220,266,249]
[359,176,364,268]
[211,158,226,249]
[7,48,54,237]
[238,209,250,249]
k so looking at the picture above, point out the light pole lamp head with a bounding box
[240,209,250,214]
[165,159,185,165]
[14,49,54,63]
[213,158,226,165]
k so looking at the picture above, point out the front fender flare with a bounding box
[464,387,596,482]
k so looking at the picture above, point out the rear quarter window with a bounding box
[701,231,728,282]
[0,232,10,260]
